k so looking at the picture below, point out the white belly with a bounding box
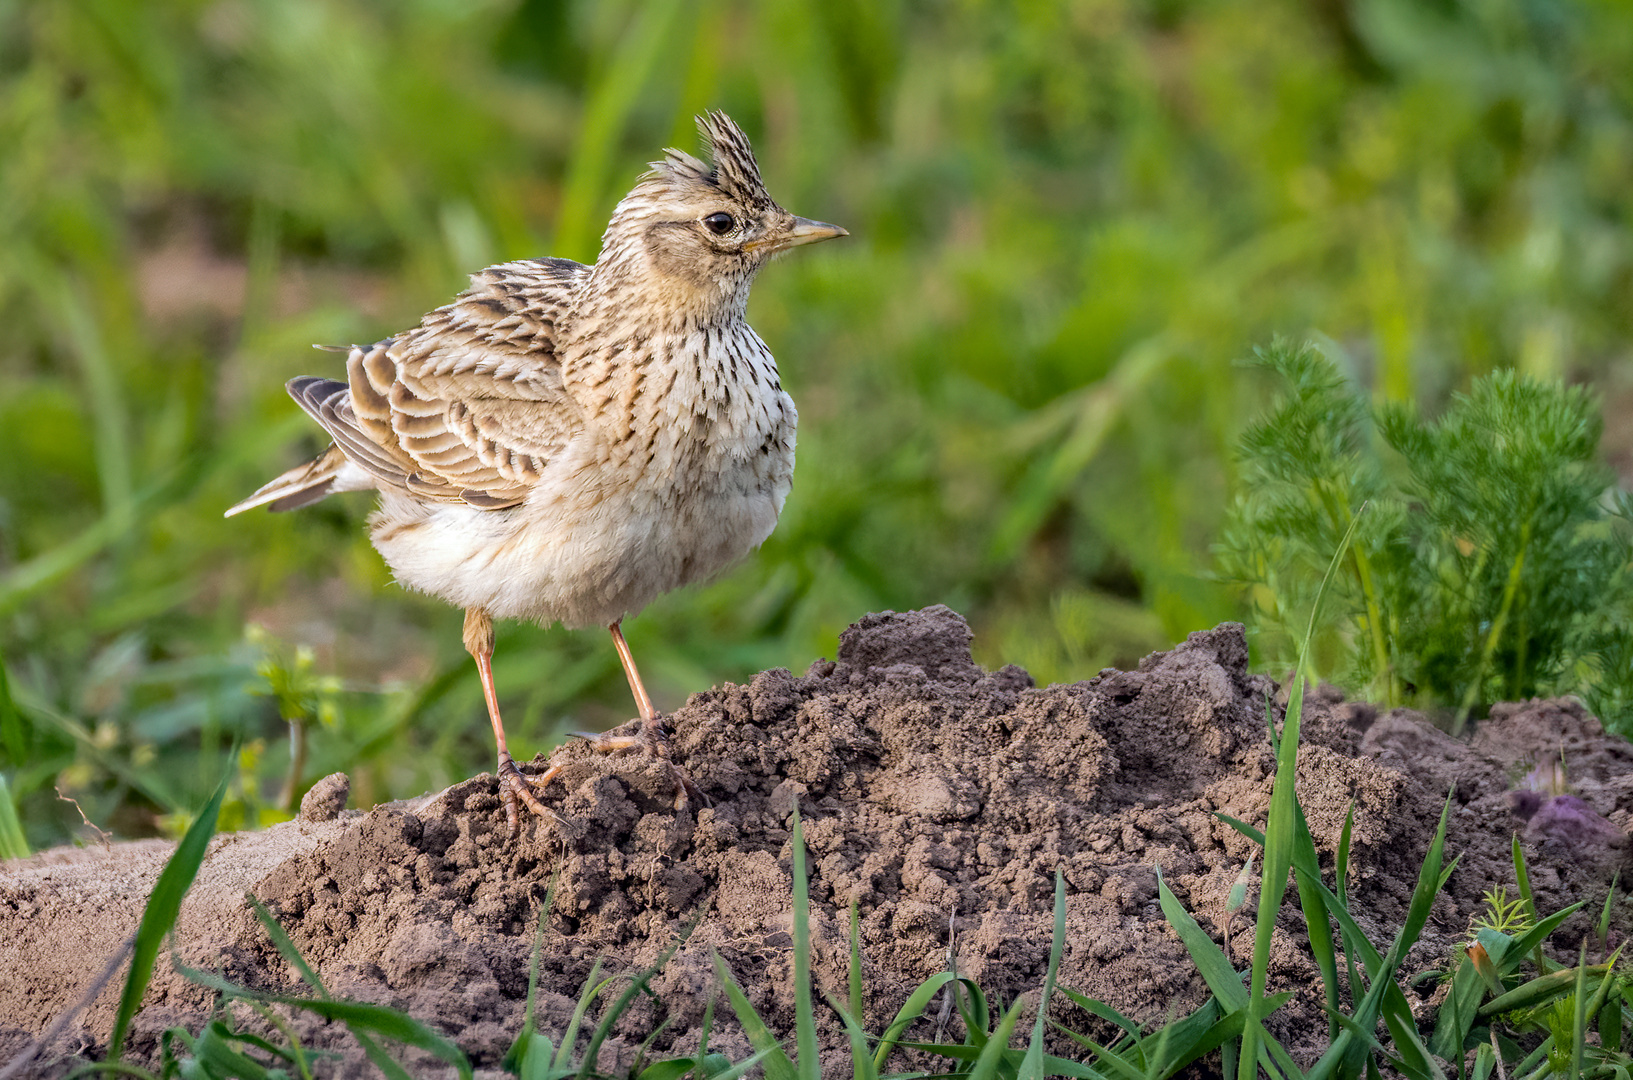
[369,434,793,628]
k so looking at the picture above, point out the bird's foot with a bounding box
[563,713,708,811]
[497,751,562,838]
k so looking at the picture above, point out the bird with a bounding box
[226,111,846,834]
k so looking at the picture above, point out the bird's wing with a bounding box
[311,258,591,509]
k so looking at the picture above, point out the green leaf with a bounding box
[1478,962,1616,1017]
[872,971,956,1071]
[1157,871,1246,1010]
[1306,793,1453,1080]
[714,954,795,1080]
[0,773,27,860]
[1019,872,1067,1080]
[822,993,877,1080]
[577,912,698,1080]
[790,806,819,1080]
[640,1060,704,1080]
[108,767,230,1059]
[504,873,560,1077]
[172,966,471,1080]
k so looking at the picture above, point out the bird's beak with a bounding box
[777,217,849,249]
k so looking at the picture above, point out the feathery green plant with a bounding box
[1220,341,1633,731]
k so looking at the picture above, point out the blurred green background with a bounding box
[3,0,1631,847]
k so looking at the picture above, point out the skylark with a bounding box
[227,112,846,832]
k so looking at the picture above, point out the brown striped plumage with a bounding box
[227,112,846,832]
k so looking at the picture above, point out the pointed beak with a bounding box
[778,217,848,249]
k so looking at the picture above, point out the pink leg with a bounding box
[523,619,706,812]
[611,620,657,722]
[464,608,556,835]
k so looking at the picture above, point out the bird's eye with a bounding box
[702,212,736,236]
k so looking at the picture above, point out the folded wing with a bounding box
[257,257,590,513]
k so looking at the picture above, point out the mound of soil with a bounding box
[4,607,1632,1077]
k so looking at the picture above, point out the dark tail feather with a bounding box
[224,445,347,517]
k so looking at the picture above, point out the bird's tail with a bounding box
[224,444,350,517]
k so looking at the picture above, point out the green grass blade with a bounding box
[790,806,819,1080]
[175,963,470,1078]
[1469,1043,1496,1080]
[0,471,182,619]
[270,998,464,1078]
[244,895,413,1079]
[62,1062,160,1080]
[107,765,229,1059]
[957,976,993,1042]
[1427,952,1486,1059]
[0,635,28,787]
[553,958,604,1073]
[692,989,715,1080]
[1380,1005,1447,1080]
[1511,834,1547,975]
[908,1038,1108,1079]
[1604,980,1623,1053]
[1335,804,1353,908]
[1056,988,1142,1043]
[1157,871,1246,1009]
[697,1047,779,1080]
[1513,1033,1553,1077]
[1160,1007,1250,1076]
[247,894,326,994]
[1571,942,1588,1080]
[577,909,701,1077]
[823,994,878,1080]
[187,1020,282,1080]
[0,774,27,860]
[641,1060,700,1080]
[1477,962,1616,1016]
[1598,874,1619,955]
[1242,672,1300,1078]
[1306,794,1453,1080]
[1215,814,1265,846]
[1289,801,1341,1045]
[9,687,181,814]
[1156,873,1303,1078]
[1242,506,1361,1080]
[872,972,956,1071]
[967,997,1026,1080]
[1045,1027,1145,1080]
[715,953,796,1080]
[1581,946,1625,1042]
[1019,872,1068,1080]
[1049,1000,1234,1080]
[504,866,561,1077]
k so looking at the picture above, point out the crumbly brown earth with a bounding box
[3,607,1631,1077]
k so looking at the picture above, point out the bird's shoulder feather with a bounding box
[313,258,592,509]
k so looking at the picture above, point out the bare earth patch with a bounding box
[4,607,1631,1076]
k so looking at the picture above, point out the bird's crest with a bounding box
[652,111,777,212]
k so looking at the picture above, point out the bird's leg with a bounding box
[611,619,660,738]
[526,621,706,811]
[464,607,554,835]
[558,620,704,809]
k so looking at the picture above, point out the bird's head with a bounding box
[593,112,847,319]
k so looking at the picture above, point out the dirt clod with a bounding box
[5,608,1633,1077]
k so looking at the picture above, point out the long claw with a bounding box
[534,712,708,811]
[497,752,562,837]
